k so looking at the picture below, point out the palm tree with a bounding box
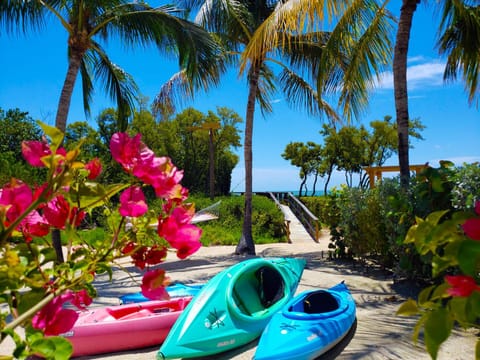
[1,0,220,261]
[154,0,393,255]
[394,0,478,189]
[393,0,421,189]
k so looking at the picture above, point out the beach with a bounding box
[1,239,477,359]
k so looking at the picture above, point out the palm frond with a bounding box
[438,0,480,105]
[278,67,341,121]
[92,43,139,131]
[0,0,47,33]
[79,50,95,118]
[241,0,348,67]
[254,63,276,115]
[335,0,394,119]
[152,70,194,120]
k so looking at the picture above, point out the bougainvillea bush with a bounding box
[0,123,202,359]
[397,201,480,359]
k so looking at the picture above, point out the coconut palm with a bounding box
[0,0,220,261]
[395,0,479,189]
[154,0,393,255]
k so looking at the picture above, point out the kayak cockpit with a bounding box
[231,265,285,318]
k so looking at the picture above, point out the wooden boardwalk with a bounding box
[280,204,330,250]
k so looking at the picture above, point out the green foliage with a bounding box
[450,162,480,210]
[187,195,288,246]
[0,108,46,185]
[398,206,480,359]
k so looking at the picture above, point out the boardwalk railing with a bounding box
[231,191,320,242]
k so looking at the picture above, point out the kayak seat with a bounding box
[303,291,339,314]
[233,276,264,316]
[256,266,285,308]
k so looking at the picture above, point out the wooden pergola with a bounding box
[363,164,429,188]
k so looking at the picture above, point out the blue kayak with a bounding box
[157,257,306,359]
[254,282,356,360]
[119,283,204,304]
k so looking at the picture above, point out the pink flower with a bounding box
[43,195,85,229]
[21,140,52,167]
[19,210,50,242]
[84,158,102,179]
[21,140,67,169]
[0,180,33,223]
[32,290,92,336]
[445,275,480,297]
[110,132,185,201]
[110,133,154,173]
[463,201,480,241]
[119,186,148,217]
[157,207,202,259]
[141,269,170,301]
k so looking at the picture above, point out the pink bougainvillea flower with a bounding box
[121,241,137,255]
[32,290,92,336]
[119,186,148,217]
[0,179,33,223]
[43,195,85,229]
[141,269,171,300]
[131,246,148,270]
[84,158,102,180]
[70,289,93,310]
[445,275,480,297]
[21,140,52,167]
[110,133,154,173]
[172,236,202,260]
[144,245,168,266]
[19,210,50,242]
[157,207,202,259]
[463,218,480,241]
[463,201,480,241]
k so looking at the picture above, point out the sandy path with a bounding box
[1,240,477,359]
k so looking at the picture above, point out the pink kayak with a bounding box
[61,296,192,357]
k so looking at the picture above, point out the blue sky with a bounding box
[1,3,479,193]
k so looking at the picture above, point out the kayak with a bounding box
[119,283,204,304]
[157,257,306,359]
[253,282,356,360]
[62,297,192,357]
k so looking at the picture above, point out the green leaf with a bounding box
[418,285,435,306]
[38,122,64,151]
[424,308,453,359]
[425,210,450,226]
[458,239,480,277]
[397,298,419,316]
[30,336,73,360]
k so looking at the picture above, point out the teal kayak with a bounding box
[157,257,306,359]
[254,282,357,360]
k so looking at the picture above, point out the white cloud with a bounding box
[429,156,480,167]
[376,60,446,90]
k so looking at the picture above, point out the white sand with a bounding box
[1,240,476,359]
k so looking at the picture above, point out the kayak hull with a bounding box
[254,282,356,360]
[157,257,306,359]
[62,297,192,357]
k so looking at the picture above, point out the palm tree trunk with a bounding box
[235,64,261,256]
[52,51,83,263]
[393,0,420,190]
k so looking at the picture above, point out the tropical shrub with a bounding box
[397,202,480,359]
[449,162,480,210]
